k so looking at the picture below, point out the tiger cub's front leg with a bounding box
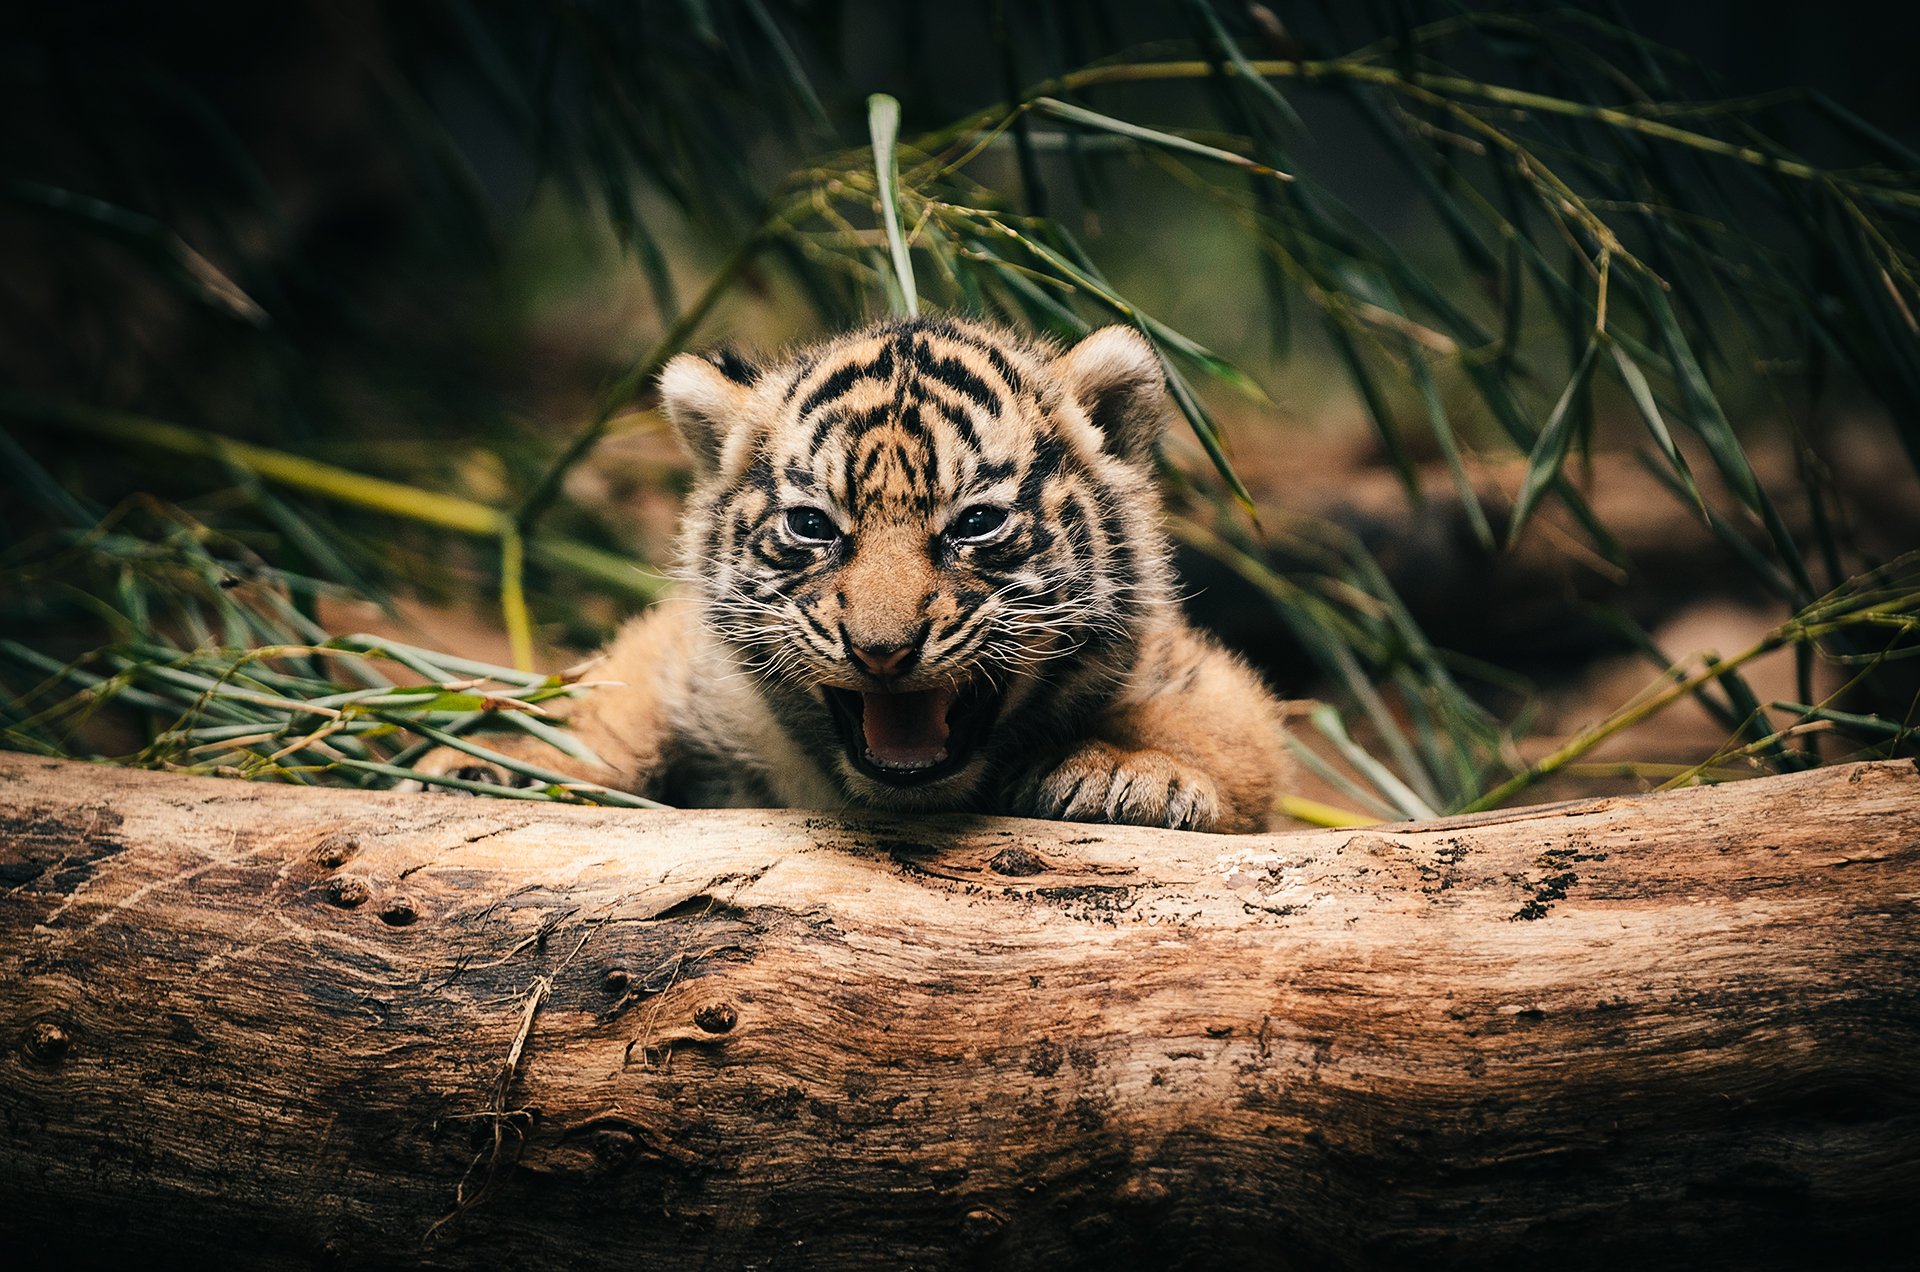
[1022,739,1225,831]
[1015,626,1288,833]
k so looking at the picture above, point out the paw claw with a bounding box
[1023,743,1221,832]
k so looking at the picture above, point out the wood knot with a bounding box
[961,1207,1005,1245]
[378,896,419,926]
[324,876,370,908]
[588,1127,638,1168]
[693,1002,738,1034]
[311,833,361,869]
[531,1121,644,1178]
[988,846,1049,876]
[603,967,633,993]
[24,1020,70,1065]
[1114,1175,1170,1208]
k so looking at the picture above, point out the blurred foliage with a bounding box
[2,0,1917,817]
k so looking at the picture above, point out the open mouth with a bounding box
[823,681,1002,787]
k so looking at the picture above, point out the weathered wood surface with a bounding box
[2,754,1917,1269]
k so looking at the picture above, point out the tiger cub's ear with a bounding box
[658,348,761,475]
[1052,325,1167,464]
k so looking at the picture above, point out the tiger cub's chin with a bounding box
[413,316,1291,833]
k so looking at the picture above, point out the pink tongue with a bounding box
[860,686,957,769]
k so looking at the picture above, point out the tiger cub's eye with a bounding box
[949,505,1010,541]
[784,507,839,543]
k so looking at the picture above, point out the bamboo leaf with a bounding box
[1641,284,1814,600]
[1030,97,1292,180]
[4,180,267,325]
[1325,324,1419,497]
[1159,360,1257,518]
[868,94,918,318]
[743,0,830,132]
[1406,349,1494,550]
[1279,731,1402,822]
[1609,342,1707,519]
[1187,0,1305,135]
[1507,338,1600,548]
[1308,704,1437,822]
[1772,701,1909,741]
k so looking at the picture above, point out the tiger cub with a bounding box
[425,317,1289,832]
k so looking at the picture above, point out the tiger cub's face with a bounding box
[658,317,1173,809]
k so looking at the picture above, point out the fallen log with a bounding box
[2,754,1916,1268]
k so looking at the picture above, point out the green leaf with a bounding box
[1324,324,1418,497]
[1641,284,1813,601]
[1160,359,1258,518]
[1030,97,1292,180]
[867,94,918,318]
[743,0,830,132]
[1507,338,1600,548]
[1773,701,1909,741]
[1308,704,1437,821]
[1704,655,1795,768]
[1279,730,1402,822]
[1187,0,1305,134]
[1610,342,1706,519]
[4,180,267,325]
[1406,348,1494,550]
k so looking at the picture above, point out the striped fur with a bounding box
[425,317,1290,832]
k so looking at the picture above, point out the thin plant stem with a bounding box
[927,58,1920,209]
[513,227,768,534]
[1277,794,1383,829]
[0,396,666,604]
[500,528,533,672]
[1462,587,1920,811]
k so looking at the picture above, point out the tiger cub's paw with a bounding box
[399,747,544,797]
[1023,741,1222,832]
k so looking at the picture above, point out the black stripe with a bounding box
[924,395,981,451]
[708,347,760,385]
[799,607,838,647]
[847,404,893,439]
[919,353,1002,417]
[798,341,897,421]
[1098,499,1137,588]
[806,411,841,455]
[797,361,868,421]
[1059,495,1093,560]
[1016,520,1055,556]
[781,353,821,403]
[740,454,776,495]
[984,343,1024,395]
[1015,437,1065,508]
[751,540,813,572]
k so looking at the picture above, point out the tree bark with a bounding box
[2,754,1916,1269]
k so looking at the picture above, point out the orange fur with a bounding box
[417,318,1290,831]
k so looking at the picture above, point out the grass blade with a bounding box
[1308,704,1438,821]
[1030,97,1292,180]
[1507,337,1600,547]
[868,93,918,318]
[1610,342,1707,519]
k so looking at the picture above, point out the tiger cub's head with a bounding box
[657,316,1174,809]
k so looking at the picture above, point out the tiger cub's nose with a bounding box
[845,625,928,679]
